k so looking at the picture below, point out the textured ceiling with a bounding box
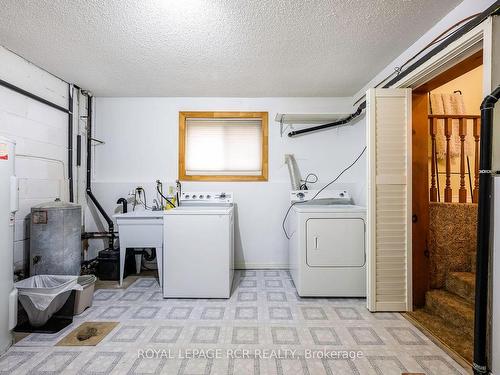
[0,0,461,97]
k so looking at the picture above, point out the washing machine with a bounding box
[163,192,234,298]
[288,190,366,297]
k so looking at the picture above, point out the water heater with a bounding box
[30,200,82,276]
[0,136,18,354]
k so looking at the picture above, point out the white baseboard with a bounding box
[234,262,288,270]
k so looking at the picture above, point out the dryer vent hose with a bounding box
[284,154,302,190]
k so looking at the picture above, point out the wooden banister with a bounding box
[473,118,480,203]
[444,118,453,202]
[428,114,480,204]
[459,118,467,203]
[430,118,438,202]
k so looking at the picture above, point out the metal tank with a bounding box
[30,199,82,276]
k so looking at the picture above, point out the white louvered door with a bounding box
[366,88,412,312]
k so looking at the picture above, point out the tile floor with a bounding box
[1,270,468,374]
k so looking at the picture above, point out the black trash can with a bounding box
[97,248,135,281]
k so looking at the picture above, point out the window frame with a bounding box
[178,111,269,181]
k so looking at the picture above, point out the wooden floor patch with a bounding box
[56,322,118,346]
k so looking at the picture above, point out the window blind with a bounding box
[185,118,263,175]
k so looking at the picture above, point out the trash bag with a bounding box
[15,275,82,310]
[14,275,83,327]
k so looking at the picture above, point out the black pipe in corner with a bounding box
[68,85,74,202]
[473,85,500,375]
[86,95,114,249]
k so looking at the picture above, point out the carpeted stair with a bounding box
[407,309,473,363]
[445,271,475,304]
[425,289,474,337]
[409,270,476,364]
[408,202,478,364]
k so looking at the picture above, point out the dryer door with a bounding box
[306,218,365,267]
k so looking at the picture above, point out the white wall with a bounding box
[0,45,71,272]
[87,97,366,267]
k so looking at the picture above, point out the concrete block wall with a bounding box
[0,45,70,272]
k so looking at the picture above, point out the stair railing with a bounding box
[428,114,481,203]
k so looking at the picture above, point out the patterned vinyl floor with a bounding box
[1,270,468,374]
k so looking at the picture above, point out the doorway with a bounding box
[409,50,483,364]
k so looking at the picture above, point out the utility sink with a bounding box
[114,210,164,287]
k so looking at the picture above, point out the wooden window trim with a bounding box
[179,111,269,182]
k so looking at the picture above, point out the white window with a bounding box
[179,112,268,181]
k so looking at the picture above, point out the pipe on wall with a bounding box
[473,85,500,375]
[0,78,69,113]
[68,85,74,202]
[288,102,366,137]
[82,232,118,240]
[85,95,115,249]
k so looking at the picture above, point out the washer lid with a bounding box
[165,205,233,215]
[293,204,366,213]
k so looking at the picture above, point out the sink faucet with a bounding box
[117,198,128,213]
